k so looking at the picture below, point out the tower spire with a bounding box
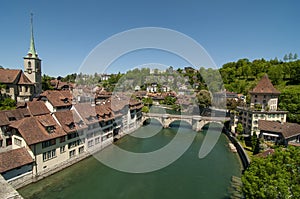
[27,13,37,58]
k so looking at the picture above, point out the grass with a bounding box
[239,140,254,160]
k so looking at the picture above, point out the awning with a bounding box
[262,133,279,137]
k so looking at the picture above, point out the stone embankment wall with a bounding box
[224,131,250,170]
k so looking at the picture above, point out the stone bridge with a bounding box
[142,113,230,131]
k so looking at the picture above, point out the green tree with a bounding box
[163,96,176,105]
[42,75,54,91]
[242,146,300,198]
[236,123,243,134]
[283,54,288,62]
[142,97,153,106]
[288,52,293,61]
[141,106,149,113]
[294,53,298,60]
[251,132,260,155]
[196,90,211,109]
[0,97,16,110]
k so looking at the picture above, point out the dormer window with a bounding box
[68,122,75,130]
[8,117,16,121]
[46,126,55,133]
[87,116,94,122]
[61,98,69,103]
[77,120,84,127]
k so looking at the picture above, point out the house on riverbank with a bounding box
[258,120,300,145]
[230,74,288,136]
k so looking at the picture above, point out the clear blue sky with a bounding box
[0,0,299,77]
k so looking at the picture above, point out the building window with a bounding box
[60,136,66,143]
[88,140,94,148]
[69,150,76,158]
[79,146,84,154]
[43,149,56,162]
[95,137,100,144]
[14,138,22,146]
[60,146,66,154]
[255,95,257,98]
[68,139,83,149]
[67,132,79,140]
[28,61,31,68]
[42,139,56,148]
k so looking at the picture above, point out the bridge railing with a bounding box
[143,113,230,121]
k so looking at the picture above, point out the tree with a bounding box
[251,132,260,155]
[42,75,54,91]
[163,96,176,105]
[141,106,149,113]
[236,123,243,134]
[142,97,153,106]
[288,52,293,61]
[283,54,288,62]
[242,146,300,198]
[196,90,211,109]
[0,98,16,110]
[294,53,298,60]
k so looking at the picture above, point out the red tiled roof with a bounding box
[54,110,87,133]
[256,149,275,158]
[18,72,33,85]
[258,120,300,139]
[0,69,21,84]
[36,114,57,127]
[0,108,31,126]
[250,74,280,94]
[73,103,98,124]
[40,90,72,107]
[9,116,66,145]
[0,147,33,173]
[26,101,50,116]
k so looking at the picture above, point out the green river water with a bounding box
[18,121,242,199]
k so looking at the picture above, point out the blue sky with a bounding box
[0,0,299,77]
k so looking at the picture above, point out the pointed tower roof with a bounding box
[250,74,280,94]
[26,13,38,58]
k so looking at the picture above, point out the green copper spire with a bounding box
[27,13,38,58]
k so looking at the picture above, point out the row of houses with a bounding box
[0,90,143,181]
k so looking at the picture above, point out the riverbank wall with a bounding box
[224,131,250,170]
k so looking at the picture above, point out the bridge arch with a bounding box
[201,121,224,131]
[168,120,193,129]
[142,117,163,127]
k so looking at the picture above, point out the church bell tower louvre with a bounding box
[24,13,42,96]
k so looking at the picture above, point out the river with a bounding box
[18,121,242,199]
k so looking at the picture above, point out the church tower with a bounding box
[24,13,42,96]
